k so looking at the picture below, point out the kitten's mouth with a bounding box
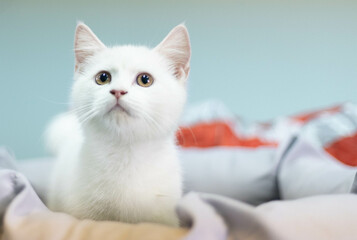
[109,103,130,115]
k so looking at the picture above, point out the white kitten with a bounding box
[46,23,190,226]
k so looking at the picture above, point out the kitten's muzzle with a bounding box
[108,98,131,116]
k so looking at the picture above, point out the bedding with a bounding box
[2,101,357,239]
[179,101,357,203]
[178,101,285,205]
[278,103,357,199]
[1,167,357,240]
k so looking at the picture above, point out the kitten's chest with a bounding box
[73,144,181,222]
[78,143,179,194]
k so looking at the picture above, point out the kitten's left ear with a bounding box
[155,24,191,81]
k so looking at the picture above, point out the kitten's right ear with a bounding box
[74,23,105,70]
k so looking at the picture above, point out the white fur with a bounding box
[46,23,190,226]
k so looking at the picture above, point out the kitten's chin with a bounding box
[108,104,131,116]
[101,104,136,129]
[106,109,131,123]
[104,102,134,123]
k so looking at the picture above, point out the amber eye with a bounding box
[95,71,111,85]
[136,73,154,87]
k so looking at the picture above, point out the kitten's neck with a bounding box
[81,121,177,160]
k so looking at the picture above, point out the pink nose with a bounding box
[110,90,128,99]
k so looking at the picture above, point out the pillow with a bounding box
[278,103,357,199]
[180,147,278,205]
[178,101,285,205]
[178,101,357,204]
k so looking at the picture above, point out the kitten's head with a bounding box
[71,23,190,141]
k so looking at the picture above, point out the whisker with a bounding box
[127,100,166,135]
[78,109,98,125]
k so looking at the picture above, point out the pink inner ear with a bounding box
[74,23,105,67]
[175,65,190,80]
[155,25,191,80]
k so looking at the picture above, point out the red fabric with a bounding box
[292,105,341,123]
[177,121,278,148]
[176,104,357,167]
[325,132,357,167]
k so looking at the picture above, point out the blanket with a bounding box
[1,168,357,240]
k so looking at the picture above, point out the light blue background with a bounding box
[1,0,357,159]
